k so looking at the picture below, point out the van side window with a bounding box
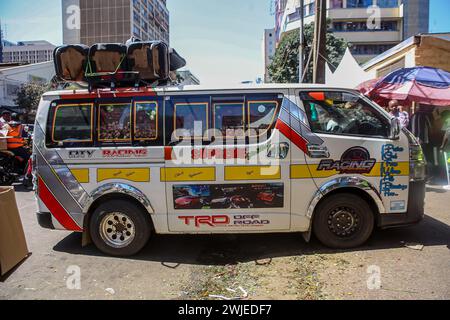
[248,101,279,138]
[174,103,208,139]
[98,103,131,142]
[52,104,93,143]
[213,103,245,138]
[134,102,158,140]
[301,91,390,138]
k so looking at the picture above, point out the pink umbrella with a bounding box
[357,67,450,106]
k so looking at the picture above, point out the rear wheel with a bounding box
[313,193,374,249]
[89,199,152,257]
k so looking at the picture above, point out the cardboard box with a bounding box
[0,187,30,276]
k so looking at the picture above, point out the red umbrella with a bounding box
[356,67,450,106]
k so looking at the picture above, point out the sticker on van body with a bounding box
[380,144,408,197]
[173,183,284,210]
[317,147,376,174]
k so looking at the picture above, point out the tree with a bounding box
[268,21,348,83]
[14,81,49,122]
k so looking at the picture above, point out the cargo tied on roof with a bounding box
[53,38,187,91]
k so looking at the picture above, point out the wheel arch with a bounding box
[82,183,155,238]
[302,177,385,242]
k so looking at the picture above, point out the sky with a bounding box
[0,0,449,84]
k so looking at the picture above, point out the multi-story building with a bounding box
[2,40,56,64]
[262,28,276,83]
[273,0,429,63]
[62,0,170,46]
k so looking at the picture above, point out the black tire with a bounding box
[313,193,374,249]
[89,199,152,257]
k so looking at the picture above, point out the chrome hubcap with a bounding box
[328,207,359,237]
[100,212,135,248]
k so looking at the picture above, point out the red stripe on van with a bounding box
[276,119,308,154]
[164,147,173,160]
[37,177,83,232]
[60,87,157,100]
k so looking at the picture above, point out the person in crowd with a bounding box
[388,100,409,128]
[0,111,11,129]
[6,113,30,163]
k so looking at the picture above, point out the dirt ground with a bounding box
[0,185,449,300]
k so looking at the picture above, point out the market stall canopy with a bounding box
[359,66,450,106]
[326,48,371,88]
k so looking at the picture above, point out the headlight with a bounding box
[404,127,426,181]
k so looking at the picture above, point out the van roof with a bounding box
[42,83,358,98]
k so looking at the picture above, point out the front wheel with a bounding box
[90,200,152,257]
[313,193,374,249]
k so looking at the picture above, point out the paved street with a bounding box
[0,185,449,300]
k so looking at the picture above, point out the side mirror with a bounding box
[389,118,401,140]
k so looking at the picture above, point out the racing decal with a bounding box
[161,167,216,182]
[317,147,376,174]
[380,144,408,197]
[224,165,281,181]
[97,168,150,183]
[276,98,324,154]
[178,215,270,228]
[37,176,83,231]
[102,149,148,158]
[173,183,284,210]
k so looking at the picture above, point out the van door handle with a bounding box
[307,144,330,158]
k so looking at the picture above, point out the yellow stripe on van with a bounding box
[70,169,90,183]
[161,167,216,182]
[97,168,150,183]
[225,166,281,181]
[291,162,410,179]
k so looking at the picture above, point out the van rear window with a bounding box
[52,104,93,143]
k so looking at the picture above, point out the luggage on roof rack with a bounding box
[86,43,138,87]
[52,40,187,90]
[127,40,170,82]
[169,48,186,71]
[53,45,89,82]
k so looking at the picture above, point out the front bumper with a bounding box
[36,212,55,230]
[378,180,426,228]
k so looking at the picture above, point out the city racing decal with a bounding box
[318,147,376,174]
[173,183,284,210]
[380,144,408,197]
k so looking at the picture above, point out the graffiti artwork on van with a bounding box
[380,144,408,197]
[173,183,284,210]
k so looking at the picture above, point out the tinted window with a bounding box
[174,103,208,139]
[213,103,245,138]
[52,104,92,143]
[248,101,279,138]
[135,102,158,140]
[301,92,389,137]
[98,104,131,142]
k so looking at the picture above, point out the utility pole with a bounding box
[298,0,304,83]
[0,21,3,63]
[312,0,327,84]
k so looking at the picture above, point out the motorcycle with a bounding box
[0,135,33,187]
